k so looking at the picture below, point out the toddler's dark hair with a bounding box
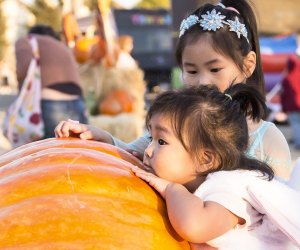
[146,84,274,180]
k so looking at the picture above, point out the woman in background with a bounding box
[15,24,88,138]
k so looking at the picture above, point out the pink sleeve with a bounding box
[247,180,300,247]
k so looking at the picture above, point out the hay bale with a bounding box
[80,64,146,142]
[97,67,146,116]
[89,113,145,143]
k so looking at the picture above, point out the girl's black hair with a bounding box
[175,0,265,100]
[146,84,274,180]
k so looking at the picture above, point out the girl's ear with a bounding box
[197,149,217,172]
[243,51,256,78]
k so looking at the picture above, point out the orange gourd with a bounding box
[99,89,134,115]
[74,36,101,64]
[0,138,190,249]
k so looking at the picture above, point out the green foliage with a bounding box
[0,0,7,61]
[26,0,63,32]
[137,0,171,9]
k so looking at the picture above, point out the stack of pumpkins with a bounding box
[74,33,146,143]
[0,138,189,249]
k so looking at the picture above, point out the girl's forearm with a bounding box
[165,183,206,242]
[165,183,240,243]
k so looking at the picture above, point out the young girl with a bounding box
[55,0,291,179]
[131,84,299,249]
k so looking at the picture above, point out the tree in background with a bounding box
[25,0,63,32]
[0,0,7,61]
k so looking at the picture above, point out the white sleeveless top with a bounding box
[194,170,298,249]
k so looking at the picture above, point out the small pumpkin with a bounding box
[0,138,190,249]
[74,35,100,64]
[99,89,134,115]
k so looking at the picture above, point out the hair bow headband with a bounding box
[179,4,249,44]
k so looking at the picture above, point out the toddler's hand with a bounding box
[55,119,86,138]
[54,120,113,144]
[130,165,171,199]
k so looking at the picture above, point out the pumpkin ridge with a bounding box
[0,147,139,179]
[0,164,159,209]
[0,138,143,168]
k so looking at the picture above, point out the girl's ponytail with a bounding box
[223,83,274,181]
[224,83,267,122]
[221,0,265,100]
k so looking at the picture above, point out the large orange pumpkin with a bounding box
[0,138,190,249]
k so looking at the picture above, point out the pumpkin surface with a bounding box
[0,138,190,249]
[0,138,142,168]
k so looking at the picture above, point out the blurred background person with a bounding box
[281,49,300,150]
[15,24,88,138]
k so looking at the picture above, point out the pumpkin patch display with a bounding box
[0,138,190,249]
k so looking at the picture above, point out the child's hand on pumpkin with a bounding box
[130,165,171,199]
[55,120,113,144]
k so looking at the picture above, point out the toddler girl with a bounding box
[131,84,299,249]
